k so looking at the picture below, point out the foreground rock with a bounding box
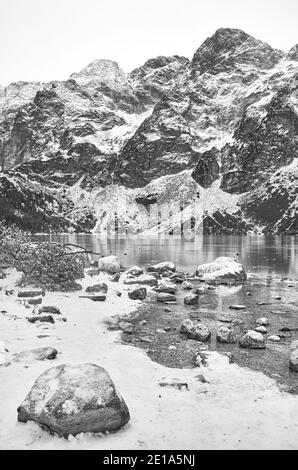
[98,256,124,274]
[17,363,130,437]
[119,322,134,334]
[239,330,266,349]
[85,283,108,294]
[148,262,176,274]
[289,350,298,372]
[128,287,147,300]
[27,315,55,324]
[256,317,270,326]
[216,327,237,344]
[123,274,158,287]
[196,257,246,283]
[14,347,58,362]
[184,294,199,305]
[187,324,211,342]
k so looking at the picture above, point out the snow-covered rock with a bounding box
[17,364,130,437]
[239,331,266,349]
[196,257,247,282]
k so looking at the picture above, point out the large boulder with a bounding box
[216,327,237,344]
[123,274,158,287]
[180,319,194,334]
[98,256,123,274]
[239,330,266,349]
[148,262,176,274]
[187,324,211,342]
[128,287,147,300]
[17,363,130,437]
[196,257,246,283]
[14,347,58,362]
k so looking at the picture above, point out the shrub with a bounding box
[0,222,85,290]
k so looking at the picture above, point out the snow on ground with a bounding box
[1,271,298,449]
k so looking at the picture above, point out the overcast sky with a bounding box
[0,0,297,86]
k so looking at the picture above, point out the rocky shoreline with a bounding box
[1,255,298,448]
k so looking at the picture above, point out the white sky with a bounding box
[0,0,297,86]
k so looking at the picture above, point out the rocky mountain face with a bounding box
[0,28,297,234]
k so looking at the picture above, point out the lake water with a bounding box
[36,233,298,391]
[36,234,298,278]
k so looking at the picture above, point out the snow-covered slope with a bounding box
[0,28,297,234]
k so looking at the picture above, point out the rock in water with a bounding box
[148,262,176,274]
[187,324,211,342]
[256,317,269,326]
[154,284,177,294]
[156,293,176,303]
[289,350,298,372]
[255,326,267,334]
[17,363,130,437]
[239,330,266,349]
[98,256,123,274]
[196,257,246,283]
[182,281,193,290]
[124,274,158,287]
[128,287,147,300]
[216,327,237,343]
[267,335,281,342]
[184,294,199,305]
[180,319,194,334]
[85,283,108,294]
[18,289,45,298]
[14,347,58,362]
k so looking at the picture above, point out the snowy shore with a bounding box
[1,271,298,450]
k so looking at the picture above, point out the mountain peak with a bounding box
[192,27,284,74]
[287,44,298,61]
[70,59,127,85]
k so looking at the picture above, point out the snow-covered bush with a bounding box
[0,222,85,290]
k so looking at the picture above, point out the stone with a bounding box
[79,295,106,301]
[194,286,206,295]
[180,319,194,334]
[110,273,120,282]
[229,305,247,310]
[169,272,186,283]
[14,347,58,362]
[196,257,246,283]
[218,316,233,323]
[98,255,123,274]
[27,297,42,305]
[184,294,199,305]
[123,274,158,287]
[148,262,176,274]
[17,363,130,437]
[255,326,267,334]
[35,305,61,315]
[85,267,100,277]
[157,293,176,302]
[126,266,143,277]
[290,340,298,351]
[182,281,193,290]
[216,327,237,343]
[119,322,134,334]
[289,350,298,372]
[194,351,209,367]
[18,289,45,298]
[128,287,147,300]
[187,324,211,342]
[154,284,176,294]
[267,335,281,342]
[256,317,269,326]
[239,330,266,349]
[85,283,108,294]
[27,315,55,324]
[159,379,188,390]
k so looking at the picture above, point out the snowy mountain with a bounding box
[0,28,297,234]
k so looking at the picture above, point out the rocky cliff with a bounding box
[0,28,297,234]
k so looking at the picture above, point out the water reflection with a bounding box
[35,234,298,277]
